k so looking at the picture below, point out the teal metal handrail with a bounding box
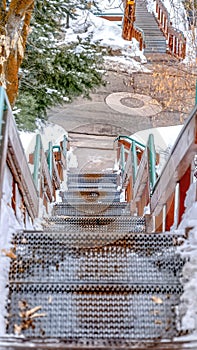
[47,141,53,178]
[53,145,61,151]
[114,135,145,149]
[119,133,157,200]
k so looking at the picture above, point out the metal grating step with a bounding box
[5,166,185,342]
[52,202,131,217]
[68,184,117,189]
[67,174,118,185]
[43,216,146,233]
[7,284,182,339]
[60,190,121,204]
[9,232,184,285]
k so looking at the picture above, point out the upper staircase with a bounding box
[135,0,167,54]
[122,0,186,59]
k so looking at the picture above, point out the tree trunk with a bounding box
[0,0,34,106]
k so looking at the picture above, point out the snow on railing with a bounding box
[0,87,68,228]
[155,0,186,59]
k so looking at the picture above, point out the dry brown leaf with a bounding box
[151,309,160,316]
[151,296,163,304]
[25,305,42,317]
[30,312,47,319]
[155,320,162,325]
[14,324,22,335]
[2,249,17,259]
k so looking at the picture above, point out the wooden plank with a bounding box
[6,150,38,220]
[0,111,9,206]
[52,156,61,190]
[7,112,39,219]
[165,192,175,231]
[100,15,122,21]
[155,210,163,232]
[122,152,132,186]
[178,165,191,224]
[133,148,148,201]
[118,139,131,150]
[40,148,53,201]
[151,108,197,215]
[137,183,149,216]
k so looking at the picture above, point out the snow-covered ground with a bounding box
[64,0,196,64]
[174,181,197,340]
[64,8,148,70]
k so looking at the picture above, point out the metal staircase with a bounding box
[135,0,167,54]
[6,172,185,345]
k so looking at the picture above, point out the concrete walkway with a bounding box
[47,69,192,173]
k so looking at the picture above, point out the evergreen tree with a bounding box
[14,0,105,131]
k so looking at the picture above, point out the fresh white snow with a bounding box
[174,181,197,339]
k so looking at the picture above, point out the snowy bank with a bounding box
[174,181,197,339]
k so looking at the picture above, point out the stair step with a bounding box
[52,202,130,216]
[45,216,146,233]
[7,230,185,339]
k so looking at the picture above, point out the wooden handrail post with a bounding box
[148,134,157,192]
[178,166,191,224]
[131,141,138,184]
[165,192,175,231]
[121,144,125,173]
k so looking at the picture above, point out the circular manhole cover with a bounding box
[120,97,144,108]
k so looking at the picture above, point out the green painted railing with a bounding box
[47,141,53,178]
[119,133,157,196]
[115,135,145,149]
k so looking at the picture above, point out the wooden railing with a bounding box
[117,105,197,232]
[151,105,197,231]
[131,26,144,51]
[0,87,68,226]
[122,0,144,50]
[0,88,39,220]
[155,0,186,59]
